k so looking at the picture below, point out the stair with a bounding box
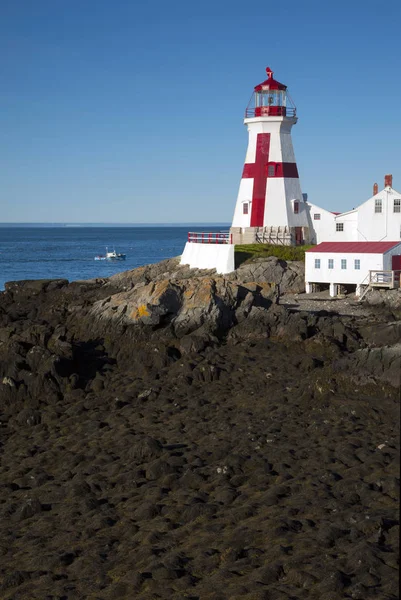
[358,284,372,302]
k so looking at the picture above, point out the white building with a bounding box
[305,241,401,297]
[305,202,341,244]
[306,175,401,244]
[180,231,234,274]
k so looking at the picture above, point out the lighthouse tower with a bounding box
[231,67,310,246]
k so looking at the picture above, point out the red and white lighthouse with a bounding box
[231,67,310,245]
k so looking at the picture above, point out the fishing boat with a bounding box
[94,247,126,261]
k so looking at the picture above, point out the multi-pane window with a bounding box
[394,199,401,213]
[313,214,321,220]
[341,259,347,269]
[267,165,275,177]
[375,199,382,213]
[354,259,360,270]
[315,259,321,269]
[243,203,248,215]
[293,201,299,214]
[336,223,344,232]
[328,259,334,269]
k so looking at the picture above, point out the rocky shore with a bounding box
[0,257,399,600]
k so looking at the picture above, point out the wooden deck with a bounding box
[369,270,401,289]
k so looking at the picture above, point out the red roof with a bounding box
[254,67,287,92]
[307,242,401,254]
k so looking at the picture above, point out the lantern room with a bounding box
[245,67,296,118]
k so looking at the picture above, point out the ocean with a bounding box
[0,225,229,291]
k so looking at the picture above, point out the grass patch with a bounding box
[235,244,315,267]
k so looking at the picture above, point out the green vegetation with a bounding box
[235,243,315,267]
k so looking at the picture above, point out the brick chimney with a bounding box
[384,174,393,188]
[373,183,378,195]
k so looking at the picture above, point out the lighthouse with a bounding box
[231,67,310,246]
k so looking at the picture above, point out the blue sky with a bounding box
[1,0,400,223]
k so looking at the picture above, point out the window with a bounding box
[293,201,299,214]
[336,223,344,232]
[243,203,248,215]
[341,259,347,269]
[375,199,382,213]
[315,259,321,269]
[394,199,401,213]
[328,259,334,269]
[354,259,360,270]
[313,213,321,220]
[267,164,275,177]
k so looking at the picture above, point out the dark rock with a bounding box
[146,459,176,480]
[4,278,68,296]
[128,436,163,462]
[1,570,31,590]
[254,563,285,584]
[16,408,41,426]
[17,498,43,520]
[0,257,398,600]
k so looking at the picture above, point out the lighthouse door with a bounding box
[295,227,303,246]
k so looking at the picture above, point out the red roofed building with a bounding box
[306,242,401,254]
[305,241,401,297]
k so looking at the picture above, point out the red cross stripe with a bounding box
[241,133,299,226]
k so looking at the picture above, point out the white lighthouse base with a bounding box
[180,242,235,274]
[230,226,310,246]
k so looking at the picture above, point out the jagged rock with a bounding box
[228,256,305,294]
[4,278,68,297]
[363,289,401,310]
[358,321,401,347]
[338,344,401,388]
[91,276,278,339]
[17,498,43,520]
[106,257,213,289]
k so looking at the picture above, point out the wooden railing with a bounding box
[187,232,232,244]
[369,270,401,288]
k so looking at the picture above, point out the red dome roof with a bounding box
[254,67,287,92]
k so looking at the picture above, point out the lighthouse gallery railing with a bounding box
[245,106,297,118]
[188,232,232,244]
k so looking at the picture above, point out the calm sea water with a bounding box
[0,225,229,291]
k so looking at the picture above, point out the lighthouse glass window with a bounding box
[257,90,285,108]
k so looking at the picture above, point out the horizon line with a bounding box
[0,221,231,226]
